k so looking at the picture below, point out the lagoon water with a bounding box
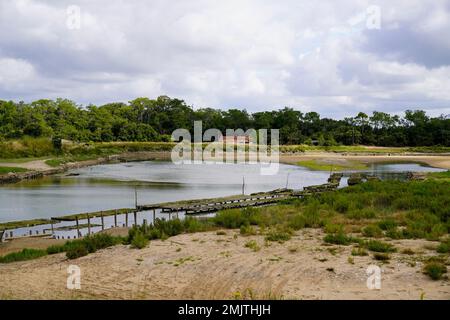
[0,161,444,223]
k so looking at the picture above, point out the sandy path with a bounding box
[1,229,448,300]
[0,159,52,171]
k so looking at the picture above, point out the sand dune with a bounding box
[1,229,448,300]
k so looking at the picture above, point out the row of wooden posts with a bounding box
[68,209,157,238]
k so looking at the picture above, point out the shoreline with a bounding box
[1,150,449,185]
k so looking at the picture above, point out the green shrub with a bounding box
[324,223,344,234]
[265,228,292,243]
[244,240,260,252]
[131,231,149,249]
[214,210,251,229]
[0,248,47,263]
[240,224,257,236]
[64,233,120,259]
[184,217,210,233]
[423,262,447,280]
[436,240,450,254]
[324,233,354,245]
[46,244,66,255]
[66,242,89,259]
[362,224,383,238]
[288,214,306,230]
[366,240,396,253]
[378,219,398,231]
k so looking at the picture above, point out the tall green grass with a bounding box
[0,248,47,263]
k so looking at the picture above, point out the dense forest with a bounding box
[0,96,449,146]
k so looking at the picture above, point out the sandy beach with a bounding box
[1,228,448,300]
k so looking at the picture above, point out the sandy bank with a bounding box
[1,229,448,300]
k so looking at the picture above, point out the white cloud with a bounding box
[0,0,449,118]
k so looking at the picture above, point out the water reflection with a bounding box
[0,161,443,224]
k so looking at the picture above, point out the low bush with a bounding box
[66,242,89,259]
[423,262,447,280]
[131,231,149,249]
[436,239,450,254]
[362,224,383,238]
[0,248,47,263]
[324,233,354,245]
[65,233,121,259]
[265,228,292,243]
[244,240,261,252]
[366,240,396,253]
[240,224,257,236]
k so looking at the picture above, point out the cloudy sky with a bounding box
[1,0,450,118]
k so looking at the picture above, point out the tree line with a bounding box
[0,96,449,146]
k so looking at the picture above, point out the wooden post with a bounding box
[114,211,118,227]
[153,209,156,224]
[101,212,105,231]
[125,212,129,227]
[87,214,91,235]
[134,211,137,226]
[51,220,54,235]
[29,230,32,236]
[76,216,80,238]
[242,176,245,195]
[134,187,138,209]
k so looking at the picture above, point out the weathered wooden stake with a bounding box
[100,212,105,230]
[87,214,91,235]
[135,187,138,208]
[125,212,129,227]
[153,209,156,224]
[51,220,54,235]
[242,176,245,195]
[134,211,137,226]
[114,211,118,227]
[76,216,80,237]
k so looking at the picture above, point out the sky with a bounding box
[0,0,450,118]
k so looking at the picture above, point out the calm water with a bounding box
[0,161,444,224]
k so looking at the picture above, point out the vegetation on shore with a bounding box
[0,166,28,174]
[1,173,448,282]
[0,218,52,231]
[296,159,368,171]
